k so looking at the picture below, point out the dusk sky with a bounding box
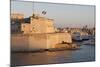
[11,1,95,28]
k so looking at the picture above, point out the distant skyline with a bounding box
[11,1,95,28]
[11,1,33,17]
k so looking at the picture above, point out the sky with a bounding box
[11,1,33,17]
[11,0,95,28]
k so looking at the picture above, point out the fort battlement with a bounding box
[11,13,75,51]
[11,33,72,51]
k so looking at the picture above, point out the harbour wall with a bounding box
[11,33,72,51]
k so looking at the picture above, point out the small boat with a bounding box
[72,32,82,42]
[81,35,90,40]
[82,39,95,45]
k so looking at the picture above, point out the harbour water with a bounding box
[11,42,95,66]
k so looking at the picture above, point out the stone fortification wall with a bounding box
[11,33,72,51]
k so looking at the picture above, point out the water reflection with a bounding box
[11,45,95,66]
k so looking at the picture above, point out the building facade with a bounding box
[11,13,24,20]
[21,15,55,34]
[11,14,73,51]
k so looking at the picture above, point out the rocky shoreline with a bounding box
[12,43,80,53]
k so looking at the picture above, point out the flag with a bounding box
[42,11,46,15]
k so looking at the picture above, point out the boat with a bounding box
[82,39,95,45]
[72,32,82,42]
[81,35,90,40]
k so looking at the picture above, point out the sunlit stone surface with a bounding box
[11,14,73,51]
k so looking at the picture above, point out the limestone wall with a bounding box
[30,17,55,33]
[47,34,59,49]
[58,33,72,44]
[11,34,29,51]
[21,17,55,34]
[29,34,47,50]
[46,33,72,49]
[11,33,72,51]
[21,23,31,34]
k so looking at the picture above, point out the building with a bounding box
[11,13,73,51]
[11,13,29,33]
[21,14,55,34]
[11,13,24,20]
[11,33,72,51]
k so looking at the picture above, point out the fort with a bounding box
[11,13,80,52]
[21,14,55,34]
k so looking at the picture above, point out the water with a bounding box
[11,44,95,66]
